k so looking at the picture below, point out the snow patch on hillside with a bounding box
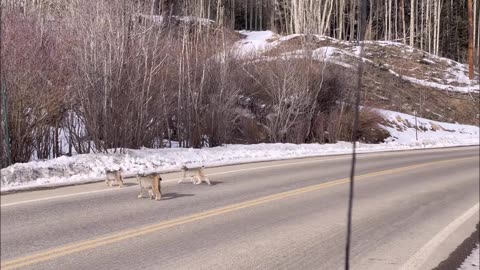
[234,31,277,57]
[139,14,214,25]
[233,31,479,93]
[402,76,477,93]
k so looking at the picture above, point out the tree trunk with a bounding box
[477,0,480,74]
[401,0,406,43]
[338,0,344,40]
[410,0,415,46]
[468,0,474,79]
[0,4,6,168]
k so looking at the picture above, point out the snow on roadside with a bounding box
[458,244,479,270]
[379,109,479,145]
[1,110,478,193]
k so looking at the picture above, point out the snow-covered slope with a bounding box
[234,31,278,57]
[1,110,478,193]
[233,31,479,93]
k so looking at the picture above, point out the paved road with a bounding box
[1,146,479,270]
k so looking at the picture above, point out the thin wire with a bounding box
[345,1,368,269]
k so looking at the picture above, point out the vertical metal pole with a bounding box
[345,1,367,270]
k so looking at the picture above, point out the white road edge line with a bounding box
[1,156,348,207]
[0,189,116,207]
[399,203,480,270]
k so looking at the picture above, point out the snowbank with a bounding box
[458,244,479,270]
[379,109,479,145]
[1,110,478,193]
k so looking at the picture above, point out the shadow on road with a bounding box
[176,181,224,186]
[120,183,137,187]
[208,181,223,186]
[161,193,195,201]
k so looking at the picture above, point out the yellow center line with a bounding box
[1,156,476,270]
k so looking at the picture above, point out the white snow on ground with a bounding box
[234,31,277,57]
[249,47,355,68]
[363,40,406,47]
[1,110,478,193]
[458,244,479,270]
[447,62,473,85]
[379,109,479,145]
[284,47,357,68]
[401,75,477,93]
[138,14,214,25]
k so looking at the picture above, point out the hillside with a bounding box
[232,31,479,126]
[1,4,478,169]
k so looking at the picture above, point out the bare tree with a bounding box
[410,0,416,46]
[469,0,475,79]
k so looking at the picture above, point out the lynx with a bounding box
[105,169,124,187]
[137,173,162,200]
[178,165,211,185]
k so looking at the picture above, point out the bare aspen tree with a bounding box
[323,0,334,36]
[365,0,374,40]
[425,1,429,54]
[349,0,356,41]
[394,0,398,40]
[338,0,345,40]
[401,0,406,43]
[385,0,392,40]
[435,0,442,56]
[410,0,415,46]
[469,0,475,79]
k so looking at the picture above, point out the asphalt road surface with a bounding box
[1,146,479,270]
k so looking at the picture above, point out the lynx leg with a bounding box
[154,176,162,200]
[198,168,211,185]
[203,176,212,186]
[137,176,144,198]
[118,174,125,187]
[148,189,155,200]
[193,176,202,185]
[154,191,162,201]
